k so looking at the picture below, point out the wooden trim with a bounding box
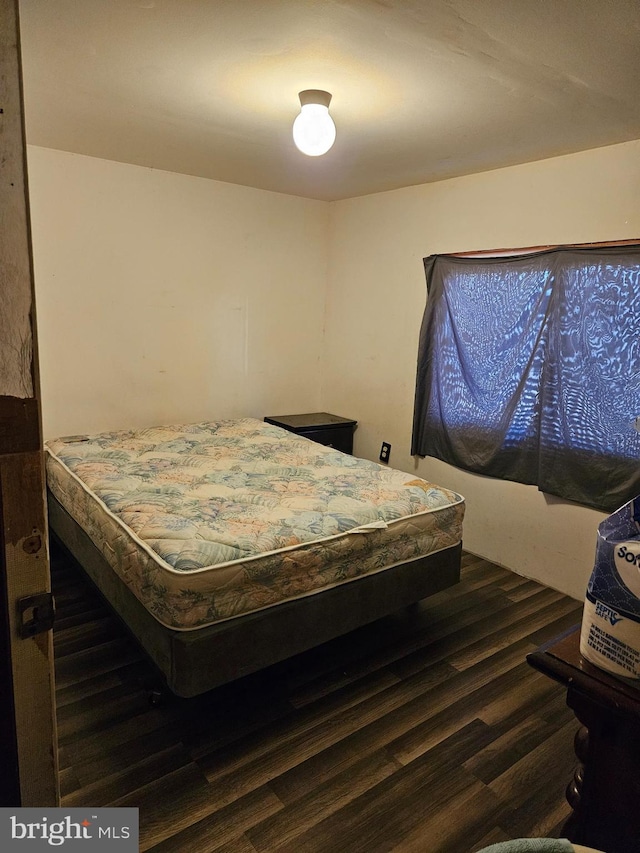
[0,0,34,399]
[0,486,21,806]
[0,397,41,454]
[0,0,59,807]
[0,452,58,805]
[448,238,640,259]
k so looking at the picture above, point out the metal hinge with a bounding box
[17,593,55,638]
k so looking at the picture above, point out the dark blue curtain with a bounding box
[412,247,640,512]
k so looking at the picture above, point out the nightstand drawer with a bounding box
[264,412,357,455]
[298,426,354,454]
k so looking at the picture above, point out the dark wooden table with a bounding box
[527,625,640,853]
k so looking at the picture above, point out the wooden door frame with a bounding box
[0,498,20,806]
[0,0,59,806]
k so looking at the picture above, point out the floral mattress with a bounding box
[45,418,465,631]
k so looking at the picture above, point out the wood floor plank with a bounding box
[53,615,118,657]
[196,659,458,789]
[489,720,578,808]
[526,608,582,647]
[58,765,81,799]
[62,744,195,808]
[388,653,542,766]
[471,827,512,851]
[446,596,580,671]
[285,664,402,714]
[56,682,153,742]
[72,724,185,788]
[247,749,400,851]
[497,772,574,841]
[389,782,506,853]
[283,583,509,707]
[463,714,561,784]
[503,580,553,602]
[58,704,176,770]
[55,669,130,708]
[388,588,563,680]
[476,669,561,728]
[199,640,535,804]
[54,636,144,689]
[52,548,584,852]
[141,785,281,853]
[115,769,283,852]
[266,723,499,853]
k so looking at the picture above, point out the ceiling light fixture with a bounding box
[292,90,336,157]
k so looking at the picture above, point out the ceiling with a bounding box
[18,0,640,201]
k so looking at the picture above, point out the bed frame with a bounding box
[48,491,461,698]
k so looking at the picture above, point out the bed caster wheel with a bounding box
[148,688,164,707]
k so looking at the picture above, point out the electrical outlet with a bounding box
[379,442,391,463]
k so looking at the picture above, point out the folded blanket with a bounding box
[477,840,574,853]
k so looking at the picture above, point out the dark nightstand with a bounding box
[264,412,357,454]
[527,625,640,853]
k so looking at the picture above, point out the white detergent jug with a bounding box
[580,495,640,679]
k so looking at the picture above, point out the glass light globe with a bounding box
[293,102,336,157]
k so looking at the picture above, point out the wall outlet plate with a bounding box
[379,442,391,463]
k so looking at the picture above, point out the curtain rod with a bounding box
[450,238,640,259]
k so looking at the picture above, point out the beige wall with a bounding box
[28,139,640,600]
[324,139,640,599]
[28,147,329,439]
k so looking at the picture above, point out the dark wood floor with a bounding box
[52,546,584,853]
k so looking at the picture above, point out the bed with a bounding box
[46,417,465,697]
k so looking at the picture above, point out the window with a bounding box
[412,245,640,512]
